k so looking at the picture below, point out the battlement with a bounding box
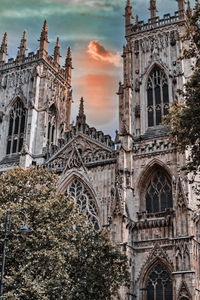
[127,11,185,37]
[0,21,72,85]
[0,51,67,81]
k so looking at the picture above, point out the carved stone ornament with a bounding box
[20,142,29,156]
[178,281,192,299]
[136,242,173,282]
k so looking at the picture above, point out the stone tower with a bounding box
[0,20,72,170]
[117,0,200,299]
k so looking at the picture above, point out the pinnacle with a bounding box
[79,97,84,116]
[1,32,7,48]
[43,19,48,32]
[54,37,61,63]
[56,37,60,47]
[19,30,27,49]
[40,19,48,42]
[0,32,7,53]
[126,0,131,7]
[65,46,72,68]
[67,46,72,59]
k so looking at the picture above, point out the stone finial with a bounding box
[54,37,61,64]
[65,46,72,66]
[124,0,133,26]
[0,32,7,63]
[149,0,157,19]
[17,30,27,59]
[176,0,186,18]
[65,47,73,85]
[76,97,86,127]
[186,1,192,18]
[39,19,49,53]
[79,97,84,116]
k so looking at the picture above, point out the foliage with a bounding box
[164,0,200,174]
[0,167,129,300]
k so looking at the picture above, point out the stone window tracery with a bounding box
[6,99,26,155]
[146,263,173,300]
[66,179,99,230]
[147,66,169,127]
[145,170,173,213]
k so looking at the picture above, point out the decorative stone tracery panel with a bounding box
[66,178,100,230]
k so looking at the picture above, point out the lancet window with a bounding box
[6,100,26,155]
[145,170,173,213]
[47,122,55,144]
[146,263,173,300]
[147,66,169,127]
[66,179,100,230]
[47,104,56,144]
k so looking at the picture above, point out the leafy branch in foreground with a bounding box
[0,167,129,300]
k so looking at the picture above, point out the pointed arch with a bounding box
[138,159,173,213]
[59,171,100,230]
[142,260,173,300]
[10,94,27,109]
[6,97,27,155]
[145,62,170,84]
[178,281,192,300]
[146,63,169,127]
[139,245,174,300]
[47,104,57,144]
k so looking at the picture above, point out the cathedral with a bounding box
[0,0,200,299]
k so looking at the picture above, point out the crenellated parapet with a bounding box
[0,20,73,88]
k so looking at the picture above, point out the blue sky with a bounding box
[0,0,195,137]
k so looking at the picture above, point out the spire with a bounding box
[38,20,49,56]
[17,30,27,59]
[124,0,133,27]
[149,0,157,19]
[186,1,192,18]
[0,32,7,63]
[54,37,61,64]
[65,47,73,85]
[176,0,186,19]
[79,97,84,116]
[65,46,72,66]
[76,97,86,127]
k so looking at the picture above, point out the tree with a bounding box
[164,0,200,174]
[0,167,129,300]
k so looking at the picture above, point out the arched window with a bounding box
[66,179,100,230]
[145,170,172,213]
[147,66,169,127]
[47,104,56,144]
[6,100,26,155]
[146,263,173,300]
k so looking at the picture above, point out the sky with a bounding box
[0,0,195,138]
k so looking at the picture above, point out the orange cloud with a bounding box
[73,42,120,129]
[88,40,121,67]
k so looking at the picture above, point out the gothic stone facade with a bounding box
[0,1,200,299]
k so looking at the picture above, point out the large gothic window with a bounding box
[6,100,26,155]
[146,264,173,300]
[66,179,100,230]
[146,170,173,213]
[147,66,169,127]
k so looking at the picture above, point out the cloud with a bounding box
[72,44,120,133]
[88,40,121,67]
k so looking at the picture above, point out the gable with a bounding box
[45,133,116,172]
